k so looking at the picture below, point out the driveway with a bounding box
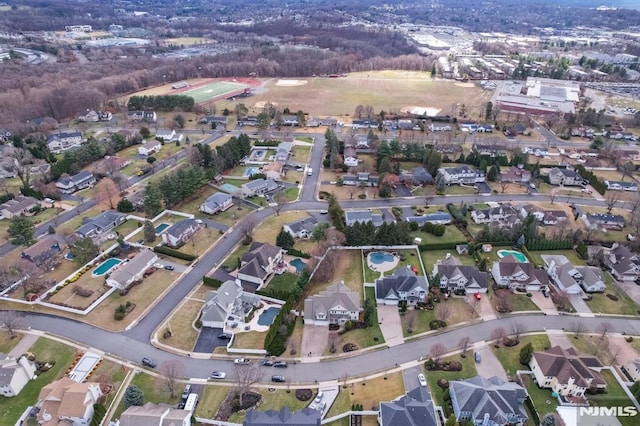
[193,328,229,353]
[547,331,575,350]
[614,278,640,306]
[473,343,508,380]
[301,325,328,358]
[377,305,404,347]
[402,365,423,392]
[476,182,492,194]
[608,336,639,367]
[395,185,412,197]
[468,294,495,320]
[569,295,594,317]
[530,292,558,315]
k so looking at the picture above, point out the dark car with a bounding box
[181,384,192,400]
[261,359,274,367]
[218,333,232,340]
[474,352,481,364]
[272,375,286,383]
[164,265,175,271]
[142,357,157,368]
[273,361,288,368]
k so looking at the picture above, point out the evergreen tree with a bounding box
[519,342,534,365]
[143,220,155,243]
[117,198,135,213]
[487,164,500,182]
[143,183,163,217]
[8,217,35,246]
[479,158,488,172]
[327,194,345,232]
[70,237,99,265]
[445,414,457,426]
[276,227,295,250]
[123,385,144,408]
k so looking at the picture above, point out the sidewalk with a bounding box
[8,333,39,357]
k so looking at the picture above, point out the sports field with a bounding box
[180,81,250,103]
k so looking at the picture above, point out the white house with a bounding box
[605,180,638,192]
[55,171,96,194]
[0,195,40,219]
[375,267,429,305]
[541,254,605,294]
[437,166,485,185]
[433,257,489,294]
[429,123,451,132]
[240,179,279,197]
[548,167,584,186]
[343,146,359,167]
[46,131,83,154]
[161,219,201,248]
[106,249,158,290]
[200,280,261,329]
[471,204,518,225]
[37,377,103,426]
[200,192,233,215]
[237,242,284,290]
[491,258,549,291]
[0,356,37,397]
[283,215,318,239]
[155,129,182,143]
[137,140,162,156]
[303,281,362,325]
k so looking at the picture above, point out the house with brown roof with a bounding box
[36,377,103,426]
[237,241,285,291]
[500,166,531,183]
[21,236,64,270]
[0,195,40,219]
[119,402,191,426]
[491,257,549,291]
[529,346,605,397]
[304,281,362,326]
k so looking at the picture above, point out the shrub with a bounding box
[295,389,312,401]
[153,246,196,261]
[358,194,366,199]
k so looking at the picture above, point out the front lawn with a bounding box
[253,211,308,246]
[0,332,23,353]
[195,385,229,419]
[231,331,267,349]
[589,370,636,426]
[510,295,540,312]
[228,387,319,423]
[491,334,551,378]
[402,297,475,337]
[327,373,405,418]
[425,354,478,409]
[220,244,252,272]
[585,272,639,315]
[159,299,202,352]
[113,371,178,419]
[326,288,384,353]
[282,186,299,201]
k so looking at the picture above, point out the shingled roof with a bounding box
[531,346,605,389]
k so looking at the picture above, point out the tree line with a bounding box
[127,95,195,112]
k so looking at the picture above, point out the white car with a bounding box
[234,358,250,364]
[418,374,427,387]
[210,371,226,379]
[314,391,324,403]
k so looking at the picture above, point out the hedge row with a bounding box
[574,165,606,195]
[525,238,572,251]
[202,276,223,288]
[153,246,196,261]
[287,248,311,259]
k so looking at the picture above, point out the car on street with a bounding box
[271,375,286,383]
[581,188,592,194]
[418,373,427,387]
[320,210,328,214]
[474,352,481,363]
[261,359,274,366]
[274,361,288,368]
[142,357,157,368]
[164,265,175,271]
[234,358,250,364]
[210,371,226,379]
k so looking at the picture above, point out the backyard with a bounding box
[588,369,636,426]
[420,250,476,275]
[410,225,468,247]
[363,249,424,284]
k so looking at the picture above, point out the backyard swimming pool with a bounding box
[93,258,123,276]
[244,166,259,177]
[155,223,170,234]
[289,258,306,273]
[257,307,280,326]
[369,251,395,264]
[497,250,528,263]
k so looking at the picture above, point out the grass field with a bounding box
[491,334,551,378]
[180,81,250,103]
[113,372,178,419]
[327,373,405,418]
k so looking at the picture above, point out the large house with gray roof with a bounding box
[200,192,233,215]
[375,267,428,305]
[304,281,361,326]
[548,167,584,186]
[200,280,261,329]
[161,219,201,248]
[21,235,63,270]
[75,210,126,239]
[406,212,451,226]
[345,210,384,227]
[283,215,318,239]
[240,178,279,197]
[342,172,379,187]
[106,249,158,290]
[433,257,489,294]
[437,166,485,185]
[119,402,191,426]
[604,244,640,282]
[0,356,37,397]
[379,386,438,426]
[47,130,83,153]
[244,407,321,426]
[449,375,528,426]
[541,254,604,294]
[275,141,293,162]
[0,195,40,219]
[55,171,96,194]
[491,257,549,292]
[237,241,285,291]
[400,167,434,186]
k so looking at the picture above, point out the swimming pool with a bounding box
[497,250,528,263]
[155,223,170,234]
[93,258,123,276]
[244,166,259,177]
[257,307,280,326]
[289,258,306,273]
[369,251,395,265]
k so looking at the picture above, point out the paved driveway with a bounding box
[301,325,328,358]
[402,365,423,392]
[530,292,557,315]
[548,330,575,350]
[473,343,508,380]
[608,336,639,367]
[468,294,495,320]
[377,305,404,347]
[569,295,594,316]
[193,328,228,353]
[615,278,640,305]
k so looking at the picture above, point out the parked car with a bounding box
[181,384,192,400]
[320,210,328,214]
[210,371,226,380]
[164,265,175,271]
[218,333,232,340]
[474,352,481,363]
[314,391,324,403]
[234,358,250,364]
[271,375,286,383]
[418,374,427,387]
[273,361,288,368]
[142,357,157,368]
[261,359,274,366]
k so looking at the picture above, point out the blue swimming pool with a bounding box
[244,166,259,177]
[289,258,306,273]
[155,223,170,234]
[257,307,280,326]
[93,258,123,276]
[369,251,395,265]
[497,250,528,263]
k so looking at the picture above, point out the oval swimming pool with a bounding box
[369,251,395,265]
[497,250,528,263]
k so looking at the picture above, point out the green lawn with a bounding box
[363,249,423,283]
[282,186,299,201]
[589,370,636,426]
[425,354,478,409]
[220,244,252,272]
[221,178,247,188]
[520,374,559,417]
[195,385,229,419]
[526,250,584,268]
[265,272,299,295]
[113,220,142,239]
[411,226,467,247]
[445,185,477,195]
[113,372,179,419]
[585,272,639,315]
[421,250,476,275]
[511,295,540,312]
[336,288,385,350]
[0,332,23,353]
[402,297,475,337]
[491,334,551,378]
[0,338,75,426]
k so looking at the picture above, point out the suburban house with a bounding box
[518,204,568,226]
[449,375,528,426]
[343,146,359,167]
[429,123,451,132]
[263,161,284,180]
[240,179,279,198]
[275,141,293,162]
[548,167,584,186]
[400,167,434,186]
[46,131,83,154]
[21,236,63,269]
[375,267,429,305]
[56,171,96,194]
[379,386,438,426]
[283,215,318,239]
[106,249,158,290]
[78,110,112,122]
[437,166,486,185]
[470,204,519,225]
[75,210,126,239]
[94,156,131,175]
[199,115,228,127]
[605,180,638,192]
[491,258,550,291]
[127,110,157,122]
[303,281,362,326]
[355,135,370,149]
[137,140,162,156]
[624,359,640,382]
[281,115,299,126]
[472,142,508,157]
[345,210,384,227]
[500,166,531,183]
[200,192,233,215]
[342,172,379,187]
[584,213,625,230]
[541,254,605,294]
[200,280,261,329]
[604,244,640,282]
[406,212,452,226]
[351,119,374,129]
[156,129,182,143]
[36,377,103,426]
[161,219,201,248]
[504,122,528,136]
[529,346,605,397]
[432,256,489,294]
[0,195,40,219]
[0,356,37,397]
[237,242,285,291]
[618,149,640,162]
[244,407,321,426]
[119,403,191,426]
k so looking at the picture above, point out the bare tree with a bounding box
[234,362,263,406]
[495,289,513,313]
[549,192,558,205]
[619,162,635,181]
[9,148,34,189]
[629,193,640,233]
[95,178,120,209]
[158,360,185,399]
[429,343,446,363]
[458,336,472,357]
[424,195,434,207]
[491,327,507,347]
[571,320,584,339]
[272,191,287,216]
[605,191,620,214]
[609,343,622,365]
[498,176,510,194]
[240,217,255,241]
[598,321,612,340]
[324,229,346,247]
[406,310,417,333]
[435,303,453,323]
[354,105,364,119]
[512,322,524,344]
[0,311,23,338]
